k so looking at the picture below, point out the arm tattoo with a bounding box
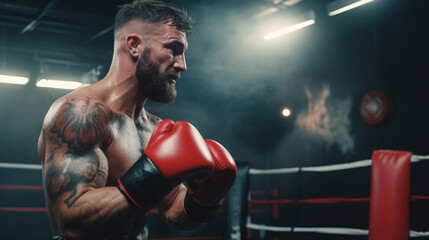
[44,130,62,164]
[50,97,113,153]
[45,97,111,208]
[45,151,107,208]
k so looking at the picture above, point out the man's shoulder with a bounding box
[43,92,114,132]
[41,92,115,151]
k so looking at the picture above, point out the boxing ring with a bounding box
[237,151,429,240]
[2,150,429,239]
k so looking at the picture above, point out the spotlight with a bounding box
[281,107,292,118]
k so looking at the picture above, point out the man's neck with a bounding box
[99,70,147,119]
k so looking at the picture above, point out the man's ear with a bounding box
[126,34,144,58]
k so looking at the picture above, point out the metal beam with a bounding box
[0,21,80,36]
[0,2,110,27]
[0,3,38,15]
[0,42,111,63]
[35,57,91,68]
[86,25,114,42]
[0,14,99,35]
[20,0,63,35]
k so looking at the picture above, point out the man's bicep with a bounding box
[43,146,109,209]
[41,97,112,208]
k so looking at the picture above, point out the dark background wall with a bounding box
[0,0,428,239]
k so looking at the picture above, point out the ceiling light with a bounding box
[328,0,374,16]
[36,79,87,90]
[263,19,315,40]
[0,75,29,85]
[252,7,279,19]
[283,0,303,7]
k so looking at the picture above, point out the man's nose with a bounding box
[174,54,187,72]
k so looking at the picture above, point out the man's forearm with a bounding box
[54,187,144,239]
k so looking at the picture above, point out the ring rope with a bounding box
[1,155,429,172]
[249,196,429,205]
[246,223,429,237]
[249,197,370,205]
[249,154,429,175]
[0,162,42,170]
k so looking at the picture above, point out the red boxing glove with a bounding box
[185,139,237,221]
[145,120,215,186]
[118,120,214,211]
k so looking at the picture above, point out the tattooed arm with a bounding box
[39,97,144,240]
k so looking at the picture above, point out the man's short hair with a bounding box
[114,0,194,37]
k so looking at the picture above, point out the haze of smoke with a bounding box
[186,3,302,98]
[296,85,354,154]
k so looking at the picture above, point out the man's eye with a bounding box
[167,46,179,55]
[167,46,177,53]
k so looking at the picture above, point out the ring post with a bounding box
[226,162,250,240]
[369,150,411,240]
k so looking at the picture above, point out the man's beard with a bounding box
[136,48,177,103]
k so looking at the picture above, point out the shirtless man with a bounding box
[37,1,237,239]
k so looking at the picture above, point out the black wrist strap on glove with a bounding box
[184,192,220,223]
[117,154,172,211]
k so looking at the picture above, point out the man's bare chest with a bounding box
[104,114,157,184]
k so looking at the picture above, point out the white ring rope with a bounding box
[411,155,429,162]
[249,154,429,175]
[249,167,300,175]
[302,159,371,172]
[246,223,429,237]
[0,162,42,170]
[2,155,429,172]
[246,223,292,232]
